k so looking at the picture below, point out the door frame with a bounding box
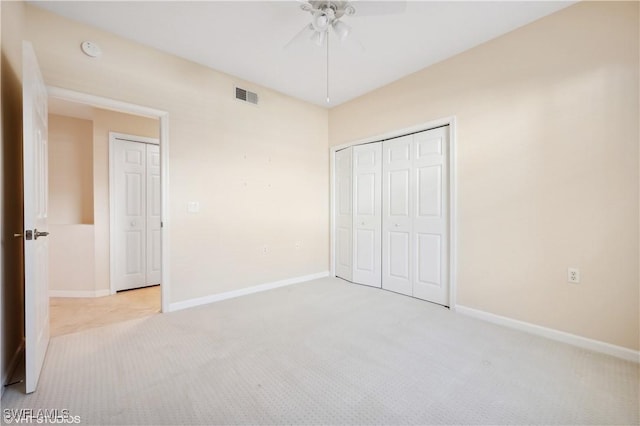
[109,132,160,295]
[329,116,458,309]
[47,86,171,314]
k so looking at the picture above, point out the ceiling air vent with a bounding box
[235,86,259,105]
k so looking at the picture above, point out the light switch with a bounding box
[187,201,200,213]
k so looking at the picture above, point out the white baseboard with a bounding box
[49,289,111,298]
[456,305,639,363]
[170,271,330,312]
[1,340,24,397]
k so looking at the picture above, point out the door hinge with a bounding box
[25,230,33,240]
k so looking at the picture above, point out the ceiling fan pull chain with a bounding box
[326,29,330,103]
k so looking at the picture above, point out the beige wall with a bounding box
[48,114,95,295]
[91,108,159,293]
[48,114,93,224]
[330,1,639,350]
[25,5,329,304]
[48,224,95,294]
[1,0,25,390]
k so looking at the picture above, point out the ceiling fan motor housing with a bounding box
[306,1,355,20]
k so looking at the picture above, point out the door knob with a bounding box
[33,229,49,240]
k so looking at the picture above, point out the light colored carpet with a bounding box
[3,277,638,425]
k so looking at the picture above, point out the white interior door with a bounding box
[22,41,50,394]
[335,147,353,281]
[412,127,449,305]
[114,140,147,291]
[145,144,161,285]
[352,143,382,287]
[382,135,413,296]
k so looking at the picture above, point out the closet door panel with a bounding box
[146,144,162,285]
[389,170,410,216]
[335,147,353,281]
[388,231,410,279]
[412,127,449,305]
[417,165,442,217]
[382,135,412,295]
[356,172,376,216]
[352,143,382,287]
[355,229,375,272]
[114,140,147,291]
[416,233,441,285]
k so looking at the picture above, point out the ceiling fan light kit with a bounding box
[332,20,350,41]
[291,1,359,49]
[311,30,327,46]
[312,9,332,32]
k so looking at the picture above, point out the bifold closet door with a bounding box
[146,144,162,286]
[335,147,353,281]
[412,128,449,305]
[352,143,382,287]
[114,140,147,291]
[382,135,413,296]
[114,141,162,291]
[382,126,450,306]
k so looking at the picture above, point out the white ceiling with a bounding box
[31,1,574,108]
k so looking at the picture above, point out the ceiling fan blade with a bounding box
[349,1,407,17]
[340,28,365,53]
[284,23,314,49]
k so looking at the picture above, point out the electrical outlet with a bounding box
[295,241,302,250]
[262,245,268,255]
[568,268,580,283]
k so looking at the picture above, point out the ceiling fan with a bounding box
[285,1,407,104]
[285,1,407,49]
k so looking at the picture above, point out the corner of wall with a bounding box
[1,0,25,389]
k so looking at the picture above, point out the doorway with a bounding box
[46,92,169,337]
[48,86,170,313]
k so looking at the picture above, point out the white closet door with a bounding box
[335,147,353,281]
[412,127,449,305]
[114,140,147,291]
[382,135,413,295]
[146,144,162,285]
[352,143,382,287]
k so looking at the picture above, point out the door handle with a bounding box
[33,229,49,240]
[13,233,22,238]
